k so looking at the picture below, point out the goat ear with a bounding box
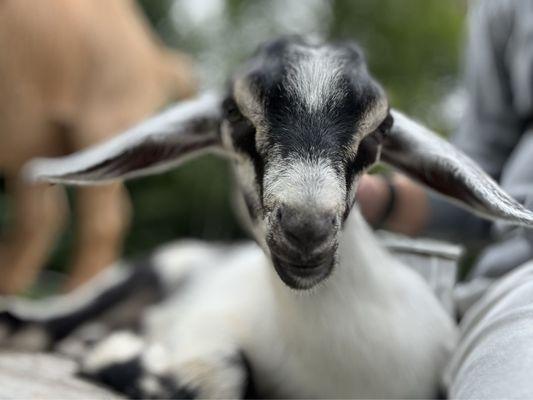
[380,109,533,226]
[24,93,222,185]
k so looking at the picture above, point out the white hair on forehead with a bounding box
[285,46,345,111]
[264,156,345,211]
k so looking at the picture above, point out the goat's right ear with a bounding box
[24,93,223,185]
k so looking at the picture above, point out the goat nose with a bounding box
[277,206,336,249]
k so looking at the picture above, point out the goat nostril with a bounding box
[284,229,301,245]
[278,206,336,248]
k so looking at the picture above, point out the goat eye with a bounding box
[349,131,381,175]
[222,98,243,123]
[377,113,393,135]
[363,113,391,145]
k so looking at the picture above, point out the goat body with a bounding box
[132,211,454,398]
[2,36,533,398]
[0,0,196,294]
[0,213,454,398]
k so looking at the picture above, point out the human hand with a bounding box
[356,174,392,227]
[357,173,429,235]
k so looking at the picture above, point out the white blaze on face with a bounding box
[285,47,343,112]
[264,157,344,214]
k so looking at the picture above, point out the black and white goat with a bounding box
[2,36,533,399]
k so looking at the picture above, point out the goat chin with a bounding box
[145,209,457,398]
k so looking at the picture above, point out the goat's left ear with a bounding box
[380,110,533,227]
[24,93,223,185]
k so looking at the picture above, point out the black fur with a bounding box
[234,36,384,165]
[228,35,389,224]
[46,259,165,344]
[0,309,26,337]
[80,356,197,399]
[238,351,260,399]
[223,97,266,203]
[0,257,168,350]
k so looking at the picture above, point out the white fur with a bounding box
[264,157,344,213]
[138,211,456,398]
[142,343,170,375]
[7,264,129,321]
[82,331,144,372]
[286,47,344,111]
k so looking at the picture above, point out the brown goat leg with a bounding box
[0,179,67,295]
[64,183,131,292]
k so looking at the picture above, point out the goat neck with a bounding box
[270,208,397,315]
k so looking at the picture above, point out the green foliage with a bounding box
[136,0,174,31]
[331,0,464,116]
[124,156,246,257]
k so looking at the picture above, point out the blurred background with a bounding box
[0,0,465,280]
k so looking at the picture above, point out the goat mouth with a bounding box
[271,254,334,290]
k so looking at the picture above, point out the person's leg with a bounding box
[446,261,533,398]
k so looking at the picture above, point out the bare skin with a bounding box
[0,0,197,294]
[357,173,430,236]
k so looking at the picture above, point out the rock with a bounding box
[0,351,122,399]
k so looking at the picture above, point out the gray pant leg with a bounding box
[447,261,533,399]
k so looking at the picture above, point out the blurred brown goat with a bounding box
[0,0,197,294]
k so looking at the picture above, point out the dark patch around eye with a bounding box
[378,112,393,135]
[344,129,383,198]
[227,105,265,202]
[343,113,391,219]
[222,98,243,124]
[242,191,260,221]
[341,132,382,224]
[345,111,391,182]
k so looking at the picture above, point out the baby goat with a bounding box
[2,36,533,398]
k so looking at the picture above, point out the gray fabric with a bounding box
[453,277,494,318]
[493,131,533,235]
[464,133,533,278]
[471,234,533,278]
[424,0,533,278]
[421,2,533,397]
[381,232,461,316]
[447,261,533,399]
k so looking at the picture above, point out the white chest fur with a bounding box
[251,211,457,398]
[148,212,457,398]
